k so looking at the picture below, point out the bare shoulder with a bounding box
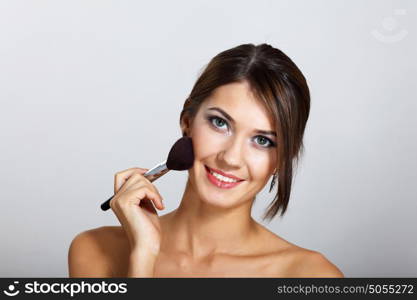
[283,247,344,278]
[68,226,128,277]
[253,224,343,278]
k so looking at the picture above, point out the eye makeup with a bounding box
[207,107,277,137]
[204,114,277,149]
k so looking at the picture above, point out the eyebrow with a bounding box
[207,107,277,137]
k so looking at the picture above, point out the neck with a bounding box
[161,178,259,260]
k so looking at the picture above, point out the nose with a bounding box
[217,134,245,169]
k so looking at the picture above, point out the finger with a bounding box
[114,167,149,194]
[117,173,150,196]
[126,180,164,209]
[132,176,164,205]
[139,197,158,215]
[118,172,164,205]
[136,186,164,210]
[125,187,164,210]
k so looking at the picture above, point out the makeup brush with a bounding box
[100,136,194,211]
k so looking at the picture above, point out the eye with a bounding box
[206,115,277,149]
[254,136,276,148]
[208,116,229,130]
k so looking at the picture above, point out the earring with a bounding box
[269,173,277,192]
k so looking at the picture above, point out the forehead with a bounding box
[201,81,275,129]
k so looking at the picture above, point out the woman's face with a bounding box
[184,80,278,208]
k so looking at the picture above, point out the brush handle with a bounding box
[100,160,170,211]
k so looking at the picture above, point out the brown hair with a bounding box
[180,43,310,221]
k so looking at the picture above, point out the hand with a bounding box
[109,167,164,256]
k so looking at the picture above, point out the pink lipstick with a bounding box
[204,165,244,189]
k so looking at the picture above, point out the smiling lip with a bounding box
[205,166,244,189]
[204,165,244,181]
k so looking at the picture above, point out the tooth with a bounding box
[210,171,238,183]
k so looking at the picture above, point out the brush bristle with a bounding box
[166,136,194,171]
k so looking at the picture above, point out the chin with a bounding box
[199,193,238,209]
[191,169,245,208]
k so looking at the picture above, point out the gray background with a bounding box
[0,0,415,277]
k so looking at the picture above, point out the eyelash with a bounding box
[206,115,277,149]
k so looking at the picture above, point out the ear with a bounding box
[180,113,192,137]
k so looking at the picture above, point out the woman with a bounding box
[68,43,344,277]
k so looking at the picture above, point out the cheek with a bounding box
[191,123,228,158]
[246,153,275,181]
